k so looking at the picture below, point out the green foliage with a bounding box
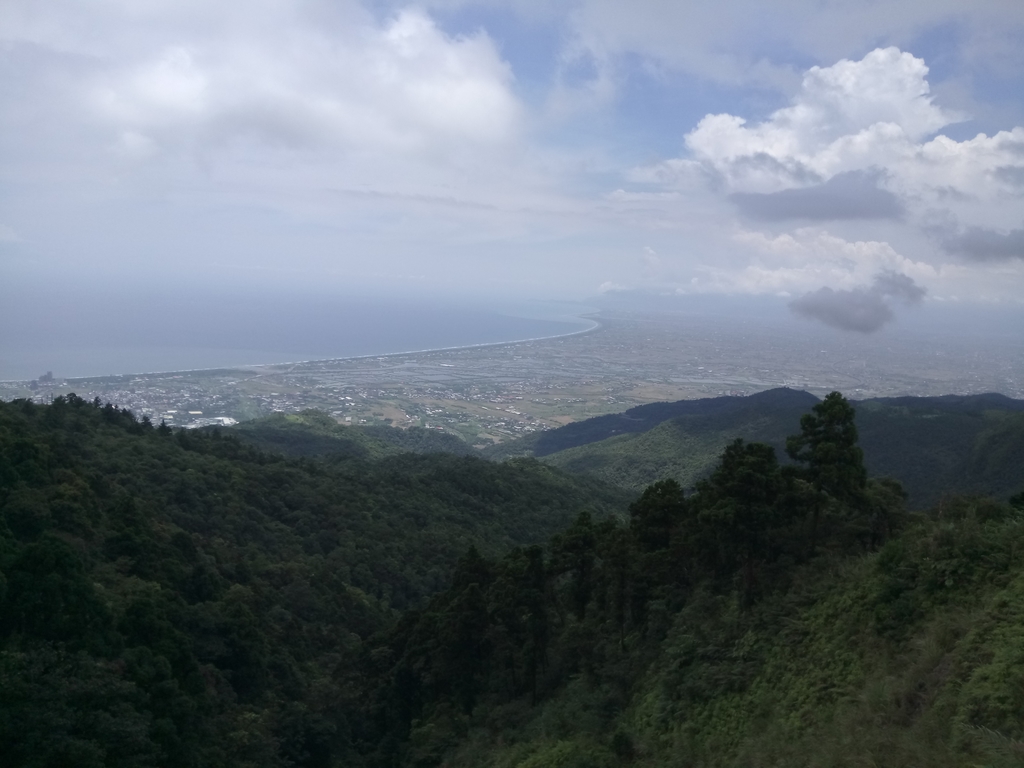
[360,395,1024,768]
[2,535,115,652]
[786,391,866,501]
[542,399,805,492]
[0,646,161,768]
[529,388,819,458]
[628,478,686,552]
[355,410,903,766]
[856,398,1024,507]
[228,409,478,460]
[0,395,626,767]
[3,392,1023,768]
[641,496,1024,768]
[533,390,1024,509]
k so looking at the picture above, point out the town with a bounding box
[4,311,1021,448]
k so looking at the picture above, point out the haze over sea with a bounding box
[0,288,593,381]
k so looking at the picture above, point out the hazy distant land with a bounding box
[4,309,1021,446]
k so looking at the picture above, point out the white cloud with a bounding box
[630,46,1024,298]
[86,7,521,157]
[710,226,1023,303]
[2,1,1023,306]
[677,49,1024,221]
[729,228,936,293]
[681,48,960,193]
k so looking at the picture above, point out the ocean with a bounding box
[0,290,595,381]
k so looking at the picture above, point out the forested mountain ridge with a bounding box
[504,388,1024,507]
[226,410,478,459]
[489,387,820,459]
[519,389,1024,460]
[0,395,627,767]
[226,391,1024,508]
[394,493,1024,768]
[856,396,1024,506]
[2,393,1023,767]
[343,392,1024,768]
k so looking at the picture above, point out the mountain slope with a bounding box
[529,390,1024,507]
[0,395,629,767]
[543,393,813,490]
[484,388,818,460]
[434,496,1024,768]
[227,409,478,459]
[856,396,1024,506]
[341,388,1024,768]
[5,393,1024,768]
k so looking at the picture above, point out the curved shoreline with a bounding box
[19,314,604,383]
[267,314,603,371]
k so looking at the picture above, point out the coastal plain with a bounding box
[4,310,1022,446]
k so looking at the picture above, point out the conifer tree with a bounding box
[786,391,867,551]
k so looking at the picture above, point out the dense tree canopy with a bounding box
[785,391,867,500]
[1,393,1022,768]
[0,395,626,767]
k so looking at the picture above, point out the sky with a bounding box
[2,0,1024,334]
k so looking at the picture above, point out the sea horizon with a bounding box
[0,293,598,382]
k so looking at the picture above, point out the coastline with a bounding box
[5,314,603,384]
[261,314,603,371]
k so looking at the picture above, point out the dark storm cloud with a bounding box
[790,270,926,333]
[729,170,904,221]
[872,270,927,303]
[943,226,1024,261]
[790,287,893,332]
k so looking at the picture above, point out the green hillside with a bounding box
[481,388,818,462]
[227,409,478,459]
[0,395,627,767]
[426,493,1024,768]
[3,392,1024,768]
[856,398,1024,507]
[226,395,1024,510]
[346,393,1024,768]
[534,390,1024,507]
[543,401,807,491]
